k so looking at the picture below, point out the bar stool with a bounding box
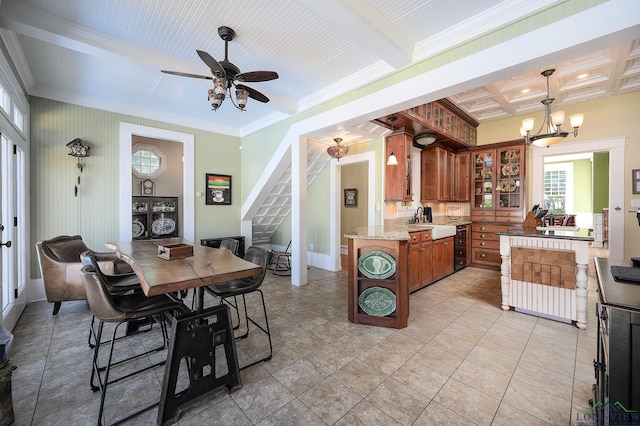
[80,265,190,425]
[203,246,273,370]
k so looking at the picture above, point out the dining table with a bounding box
[104,237,263,425]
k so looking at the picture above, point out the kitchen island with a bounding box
[345,222,466,329]
[497,226,593,329]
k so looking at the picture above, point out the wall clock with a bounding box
[142,179,154,195]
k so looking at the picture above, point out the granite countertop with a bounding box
[496,226,594,242]
[344,218,472,241]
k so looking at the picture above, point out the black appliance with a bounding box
[454,224,468,271]
[423,206,433,223]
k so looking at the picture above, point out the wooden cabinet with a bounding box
[421,147,469,202]
[471,143,524,214]
[385,131,413,201]
[470,141,525,269]
[132,196,179,240]
[347,238,409,329]
[408,230,433,292]
[432,236,454,281]
[403,99,478,147]
[453,151,470,201]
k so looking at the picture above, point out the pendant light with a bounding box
[387,116,398,166]
[327,137,349,161]
[520,69,584,148]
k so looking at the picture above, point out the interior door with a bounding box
[1,133,27,330]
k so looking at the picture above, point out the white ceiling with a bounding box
[1,0,639,142]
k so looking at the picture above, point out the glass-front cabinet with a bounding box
[472,146,524,211]
[496,147,522,209]
[473,150,495,209]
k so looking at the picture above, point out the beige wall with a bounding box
[477,91,640,259]
[341,163,368,246]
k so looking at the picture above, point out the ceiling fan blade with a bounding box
[236,84,270,103]
[161,70,213,80]
[235,71,279,82]
[196,50,225,76]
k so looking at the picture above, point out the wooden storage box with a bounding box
[157,243,193,260]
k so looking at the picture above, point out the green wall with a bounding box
[30,97,241,277]
[593,152,609,211]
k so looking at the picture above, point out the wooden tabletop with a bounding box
[105,238,262,297]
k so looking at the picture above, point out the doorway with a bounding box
[118,123,195,242]
[532,137,625,262]
[330,151,376,272]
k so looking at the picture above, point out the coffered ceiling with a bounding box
[0,0,638,142]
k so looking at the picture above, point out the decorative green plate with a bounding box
[358,287,396,316]
[357,250,396,279]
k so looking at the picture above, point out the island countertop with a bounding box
[344,218,472,241]
[496,226,594,242]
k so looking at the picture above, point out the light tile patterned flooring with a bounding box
[11,264,601,425]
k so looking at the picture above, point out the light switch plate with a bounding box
[631,198,640,207]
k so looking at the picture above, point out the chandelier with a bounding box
[520,69,584,148]
[327,137,349,161]
[208,77,249,111]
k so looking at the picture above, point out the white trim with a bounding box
[119,123,195,242]
[532,137,626,263]
[329,151,376,272]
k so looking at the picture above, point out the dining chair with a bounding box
[80,264,190,425]
[268,240,291,275]
[80,250,143,348]
[218,238,240,256]
[203,246,273,370]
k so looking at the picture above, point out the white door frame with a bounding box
[330,151,376,271]
[119,123,195,242]
[532,137,626,262]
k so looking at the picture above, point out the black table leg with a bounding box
[157,304,241,425]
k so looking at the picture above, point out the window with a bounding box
[544,162,573,214]
[0,84,9,113]
[13,106,23,132]
[131,144,166,178]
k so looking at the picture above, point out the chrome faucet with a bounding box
[413,207,423,224]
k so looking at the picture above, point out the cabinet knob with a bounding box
[481,254,486,258]
[480,234,485,238]
[480,242,485,246]
[481,226,486,230]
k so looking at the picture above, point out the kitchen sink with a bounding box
[430,225,457,240]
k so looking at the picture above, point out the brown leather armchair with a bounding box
[35,235,130,315]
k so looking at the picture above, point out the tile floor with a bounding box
[10,265,600,425]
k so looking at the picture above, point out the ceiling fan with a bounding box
[161,26,279,111]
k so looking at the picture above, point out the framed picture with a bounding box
[344,188,357,207]
[206,173,232,205]
[633,169,640,194]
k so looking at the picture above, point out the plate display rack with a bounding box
[132,196,179,239]
[347,238,408,329]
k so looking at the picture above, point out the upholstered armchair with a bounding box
[35,235,130,315]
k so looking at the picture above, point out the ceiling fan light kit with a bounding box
[520,69,584,148]
[162,26,278,112]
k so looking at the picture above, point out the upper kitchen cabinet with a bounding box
[385,130,414,202]
[421,147,469,202]
[375,99,479,151]
[470,142,525,221]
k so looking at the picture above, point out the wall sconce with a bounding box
[67,138,90,196]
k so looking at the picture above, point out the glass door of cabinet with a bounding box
[473,151,494,208]
[497,147,522,209]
